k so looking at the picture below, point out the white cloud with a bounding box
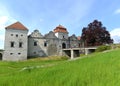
[114,9,120,14]
[0,16,17,49]
[0,33,5,49]
[0,34,4,41]
[0,16,9,29]
[0,4,17,49]
[110,28,120,43]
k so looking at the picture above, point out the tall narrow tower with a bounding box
[3,22,28,61]
[53,25,68,39]
[53,25,69,49]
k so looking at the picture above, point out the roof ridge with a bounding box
[5,21,28,30]
[53,25,68,33]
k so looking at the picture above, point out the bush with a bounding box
[96,45,111,52]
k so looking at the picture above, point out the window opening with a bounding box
[11,42,15,47]
[19,42,23,48]
[16,34,18,37]
[34,41,37,46]
[44,42,47,47]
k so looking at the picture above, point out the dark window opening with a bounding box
[16,34,18,37]
[19,42,23,48]
[34,52,36,54]
[63,36,64,38]
[0,53,2,60]
[21,34,23,36]
[44,42,47,47]
[10,53,13,55]
[18,53,20,54]
[62,43,66,49]
[11,42,15,47]
[11,34,13,36]
[34,41,37,46]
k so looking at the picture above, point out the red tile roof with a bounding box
[53,25,68,33]
[5,22,28,30]
[77,36,81,40]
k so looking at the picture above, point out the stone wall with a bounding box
[28,30,80,57]
[3,29,28,61]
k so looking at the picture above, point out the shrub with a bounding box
[96,45,111,52]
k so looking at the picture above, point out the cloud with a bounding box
[114,9,120,14]
[0,15,17,49]
[0,3,17,49]
[0,16,9,29]
[0,33,4,49]
[0,34,4,41]
[110,28,120,43]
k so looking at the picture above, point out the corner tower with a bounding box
[3,22,28,61]
[53,25,68,39]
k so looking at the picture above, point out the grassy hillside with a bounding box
[0,49,120,86]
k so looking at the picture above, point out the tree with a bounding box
[81,20,113,47]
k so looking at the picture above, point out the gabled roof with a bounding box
[5,21,28,30]
[53,25,68,33]
[44,31,57,39]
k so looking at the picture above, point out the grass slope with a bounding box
[0,49,120,86]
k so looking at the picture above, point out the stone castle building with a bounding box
[3,22,28,61]
[2,22,81,61]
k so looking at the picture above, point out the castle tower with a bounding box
[3,22,28,61]
[53,25,68,39]
[54,25,69,49]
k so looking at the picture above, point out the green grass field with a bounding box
[0,49,120,86]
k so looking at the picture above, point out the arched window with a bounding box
[62,43,66,49]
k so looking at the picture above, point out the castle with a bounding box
[1,22,81,61]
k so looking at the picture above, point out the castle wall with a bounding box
[69,35,80,48]
[3,29,28,61]
[27,29,81,58]
[28,38,47,57]
[3,23,81,61]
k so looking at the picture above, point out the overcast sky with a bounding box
[0,0,120,49]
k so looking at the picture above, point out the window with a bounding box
[62,43,66,49]
[18,53,21,55]
[63,36,64,38]
[34,52,36,54]
[44,42,47,47]
[11,42,15,47]
[21,34,23,36]
[10,53,13,55]
[34,41,37,46]
[19,42,23,48]
[11,34,13,36]
[16,34,18,37]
